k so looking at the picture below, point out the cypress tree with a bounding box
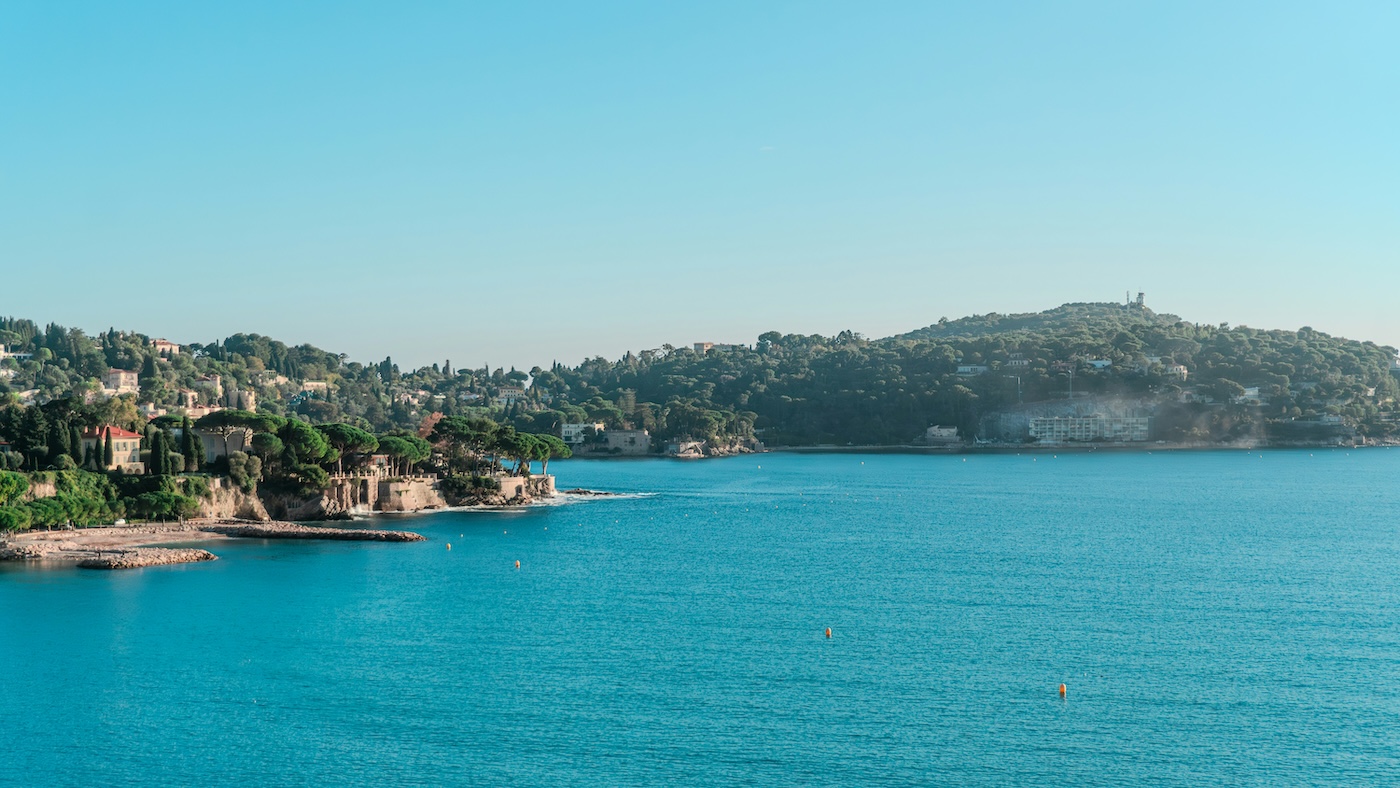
[181,416,199,473]
[69,425,83,463]
[153,432,169,475]
[47,421,67,465]
[103,431,114,468]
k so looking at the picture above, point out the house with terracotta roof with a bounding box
[150,338,181,356]
[81,425,145,474]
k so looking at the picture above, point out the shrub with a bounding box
[440,475,500,497]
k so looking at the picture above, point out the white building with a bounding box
[561,422,605,446]
[1030,415,1149,443]
[104,368,139,393]
[1087,359,1113,370]
[956,364,990,376]
[923,425,960,444]
[1234,387,1263,405]
[0,345,33,362]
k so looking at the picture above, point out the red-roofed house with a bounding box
[150,338,181,356]
[81,425,145,474]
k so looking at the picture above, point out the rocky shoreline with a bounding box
[0,519,427,570]
[77,548,219,570]
[202,522,426,542]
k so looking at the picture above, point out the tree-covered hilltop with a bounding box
[534,302,1400,445]
[2,302,1398,454]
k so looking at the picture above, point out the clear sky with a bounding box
[2,1,1396,369]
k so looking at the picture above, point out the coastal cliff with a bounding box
[257,474,555,520]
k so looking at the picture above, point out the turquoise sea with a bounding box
[3,451,1399,785]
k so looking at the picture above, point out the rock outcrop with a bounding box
[204,522,425,542]
[199,479,271,521]
[78,548,217,570]
[260,478,448,520]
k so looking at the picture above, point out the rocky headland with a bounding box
[0,519,427,570]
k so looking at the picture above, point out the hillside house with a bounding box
[0,344,33,361]
[82,425,145,474]
[150,338,181,356]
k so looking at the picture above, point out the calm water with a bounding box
[3,451,1399,785]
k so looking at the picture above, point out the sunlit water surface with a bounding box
[3,451,1399,785]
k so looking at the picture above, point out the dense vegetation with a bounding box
[536,303,1400,445]
[3,300,1397,482]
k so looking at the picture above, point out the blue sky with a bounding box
[2,1,1396,369]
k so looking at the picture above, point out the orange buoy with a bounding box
[446,543,452,550]
[1059,683,1067,697]
[515,560,521,569]
[825,627,832,638]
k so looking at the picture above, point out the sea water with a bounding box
[2,450,1398,785]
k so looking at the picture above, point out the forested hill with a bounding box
[892,302,1180,342]
[536,303,1400,446]
[2,303,1399,449]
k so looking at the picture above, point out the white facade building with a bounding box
[1030,415,1149,443]
[561,422,605,446]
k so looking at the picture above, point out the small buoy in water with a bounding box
[1059,683,1067,697]
[825,627,832,638]
[446,543,452,550]
[515,560,520,569]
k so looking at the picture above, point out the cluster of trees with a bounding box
[0,469,207,531]
[429,416,570,479]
